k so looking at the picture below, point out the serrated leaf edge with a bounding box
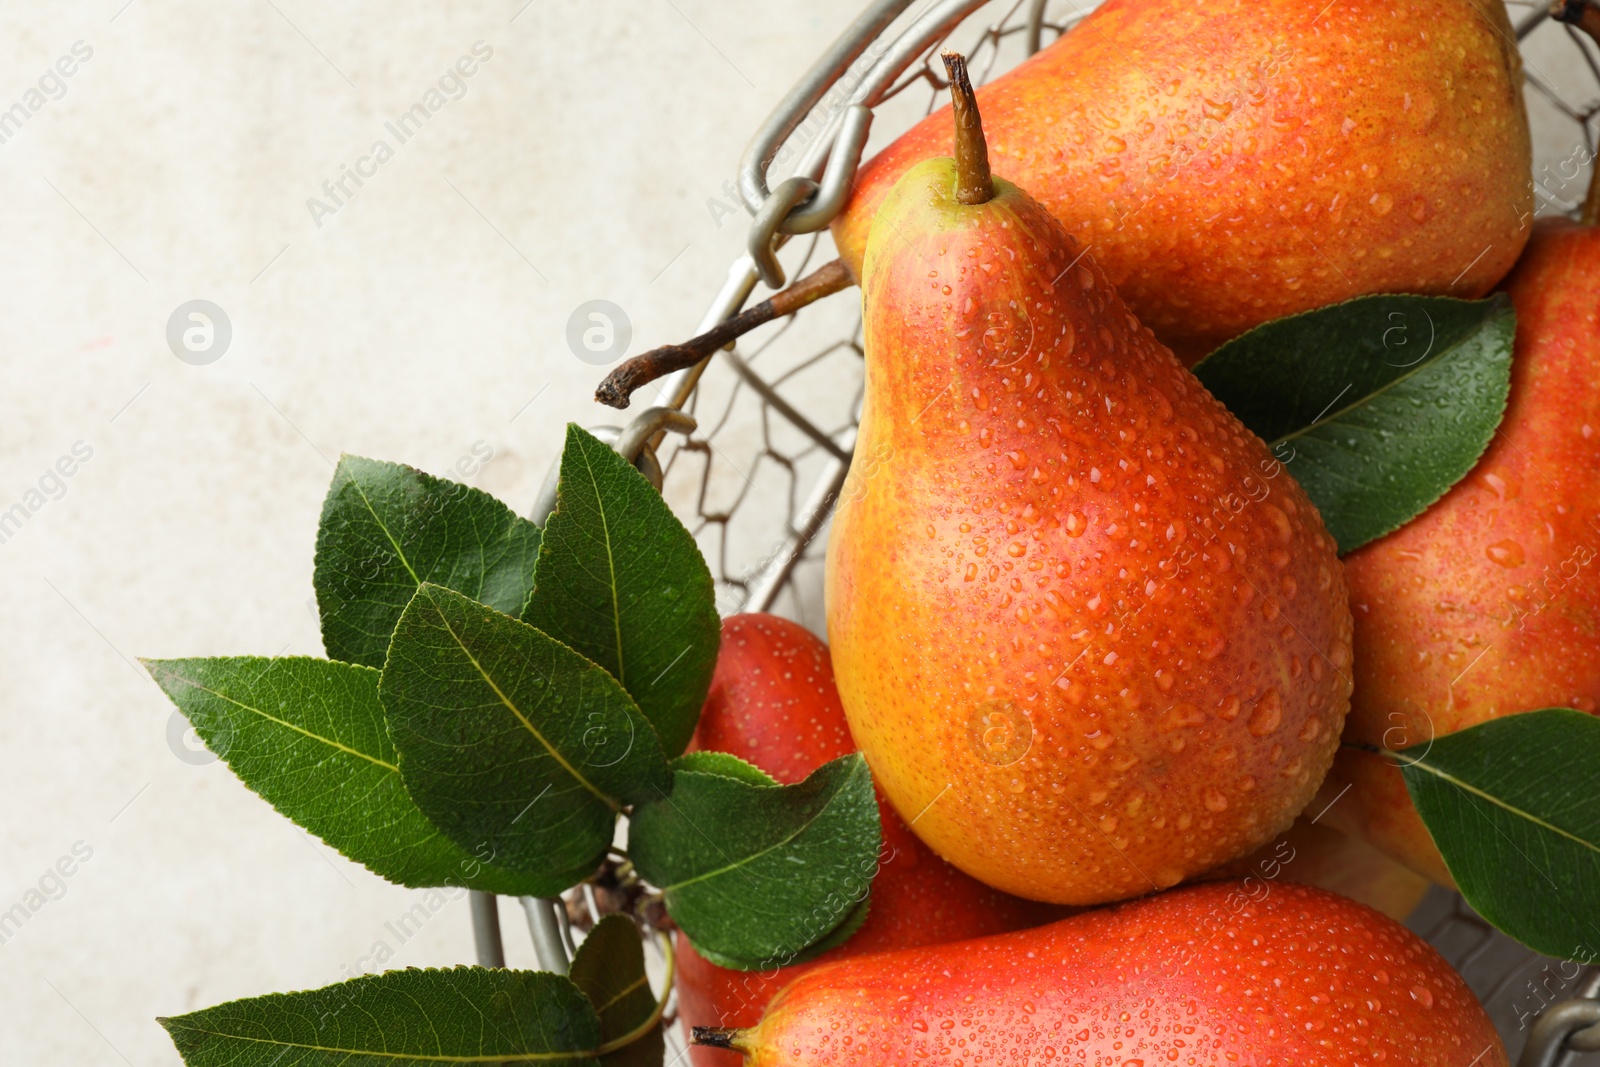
[159,966,600,1064]
[670,750,779,787]
[690,891,872,971]
[314,453,544,666]
[145,656,555,895]
[521,424,718,757]
[1197,293,1517,553]
[145,657,396,771]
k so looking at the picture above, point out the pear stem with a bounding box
[940,51,994,206]
[594,258,855,408]
[1553,0,1600,224]
[691,1027,752,1052]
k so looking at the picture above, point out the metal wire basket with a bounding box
[572,2,1600,1062]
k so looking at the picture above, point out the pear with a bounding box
[677,614,1064,1067]
[693,882,1507,1067]
[833,0,1531,363]
[596,0,1530,408]
[1322,6,1600,883]
[823,54,1352,906]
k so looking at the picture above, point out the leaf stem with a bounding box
[1340,739,1415,770]
[594,932,676,1056]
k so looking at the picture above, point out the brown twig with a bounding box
[594,258,855,409]
[941,51,994,206]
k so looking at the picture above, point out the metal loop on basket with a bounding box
[616,406,696,491]
[779,104,875,235]
[748,176,820,289]
[1519,999,1600,1067]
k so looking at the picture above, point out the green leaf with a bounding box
[691,891,871,971]
[523,425,719,756]
[315,455,543,668]
[160,966,600,1065]
[145,656,543,895]
[380,584,670,892]
[1397,708,1600,963]
[570,916,663,1067]
[665,752,872,971]
[779,890,872,962]
[1192,294,1514,553]
[672,750,779,787]
[630,753,880,966]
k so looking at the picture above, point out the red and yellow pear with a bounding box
[695,882,1507,1067]
[824,54,1352,906]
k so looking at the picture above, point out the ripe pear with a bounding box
[695,882,1506,1067]
[824,55,1352,906]
[831,0,1531,363]
[1323,212,1600,884]
[678,614,1064,1067]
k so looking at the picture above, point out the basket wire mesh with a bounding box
[579,2,1600,1062]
